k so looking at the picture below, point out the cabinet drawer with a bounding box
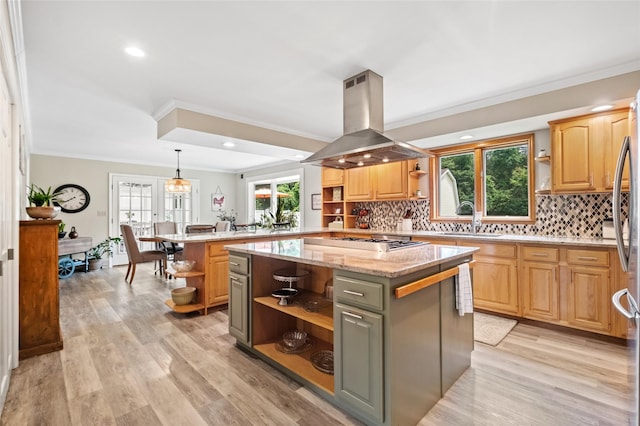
[208,242,226,256]
[229,271,248,286]
[458,241,516,258]
[335,275,384,311]
[522,246,559,262]
[567,249,609,267]
[228,254,249,275]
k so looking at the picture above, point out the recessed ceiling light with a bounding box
[294,154,304,159]
[363,153,371,159]
[591,104,613,112]
[382,157,389,162]
[460,135,473,140]
[338,158,345,163]
[124,46,145,57]
[357,161,364,166]
[223,141,235,148]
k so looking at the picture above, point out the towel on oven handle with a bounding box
[455,263,473,316]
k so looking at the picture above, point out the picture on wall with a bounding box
[311,193,321,210]
[211,185,225,211]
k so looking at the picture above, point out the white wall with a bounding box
[30,154,236,243]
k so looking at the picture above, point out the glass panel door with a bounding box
[111,175,157,265]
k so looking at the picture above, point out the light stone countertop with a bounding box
[156,226,619,248]
[225,238,477,278]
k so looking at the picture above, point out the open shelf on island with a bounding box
[164,299,205,313]
[254,338,334,394]
[164,268,205,279]
[254,296,334,331]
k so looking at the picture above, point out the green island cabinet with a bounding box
[227,247,474,426]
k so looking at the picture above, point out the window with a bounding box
[248,170,302,228]
[431,134,534,223]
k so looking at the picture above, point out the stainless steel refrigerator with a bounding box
[612,90,639,425]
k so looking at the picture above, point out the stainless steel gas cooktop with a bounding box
[303,236,427,252]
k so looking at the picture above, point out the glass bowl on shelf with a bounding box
[171,260,195,272]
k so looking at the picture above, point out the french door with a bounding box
[109,174,199,266]
[0,70,15,410]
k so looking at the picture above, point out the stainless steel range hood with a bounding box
[303,70,428,169]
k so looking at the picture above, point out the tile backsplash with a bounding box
[354,193,629,238]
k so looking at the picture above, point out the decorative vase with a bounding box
[26,206,61,219]
[68,226,78,239]
[58,232,66,239]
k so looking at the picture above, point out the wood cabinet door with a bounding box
[471,256,519,315]
[374,161,408,200]
[322,167,344,186]
[522,261,559,322]
[552,118,594,192]
[345,167,373,200]
[207,254,230,306]
[602,110,630,190]
[567,265,610,333]
[335,303,383,423]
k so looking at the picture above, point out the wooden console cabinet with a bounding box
[19,220,63,359]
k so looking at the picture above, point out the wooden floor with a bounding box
[1,264,634,425]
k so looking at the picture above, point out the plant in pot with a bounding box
[58,222,66,239]
[26,184,63,219]
[87,236,122,270]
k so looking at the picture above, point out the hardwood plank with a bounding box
[1,263,632,426]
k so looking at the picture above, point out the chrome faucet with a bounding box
[456,201,480,234]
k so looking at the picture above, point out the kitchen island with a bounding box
[225,237,478,426]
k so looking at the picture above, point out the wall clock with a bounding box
[53,184,90,213]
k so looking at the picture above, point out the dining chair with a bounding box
[120,224,168,285]
[215,221,231,232]
[153,221,184,261]
[185,224,215,234]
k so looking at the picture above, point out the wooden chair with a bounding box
[153,221,184,261]
[120,224,167,285]
[185,224,215,234]
[215,221,231,232]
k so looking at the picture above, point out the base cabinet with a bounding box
[459,242,519,315]
[567,265,610,333]
[19,220,63,359]
[335,303,383,423]
[228,253,251,345]
[207,254,230,306]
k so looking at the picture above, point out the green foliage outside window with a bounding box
[438,139,531,219]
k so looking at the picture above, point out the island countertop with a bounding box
[224,238,478,278]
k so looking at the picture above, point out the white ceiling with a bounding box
[17,1,640,173]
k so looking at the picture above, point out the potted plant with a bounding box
[26,184,62,219]
[58,222,66,239]
[87,236,122,270]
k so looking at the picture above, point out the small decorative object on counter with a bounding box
[414,162,421,171]
[58,222,66,239]
[68,226,78,239]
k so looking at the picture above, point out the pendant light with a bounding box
[165,149,192,193]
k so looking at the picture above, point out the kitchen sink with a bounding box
[439,232,503,238]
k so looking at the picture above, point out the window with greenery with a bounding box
[431,134,534,223]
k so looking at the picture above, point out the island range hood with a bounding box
[303,70,428,169]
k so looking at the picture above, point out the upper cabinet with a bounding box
[550,108,630,193]
[322,167,344,186]
[344,160,417,201]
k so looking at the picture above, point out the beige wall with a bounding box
[29,154,237,243]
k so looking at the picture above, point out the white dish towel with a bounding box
[455,262,473,316]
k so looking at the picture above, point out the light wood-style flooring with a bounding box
[1,264,634,425]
